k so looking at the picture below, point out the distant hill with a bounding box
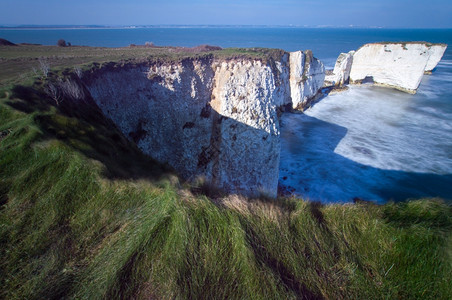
[0,25,109,29]
[0,38,16,46]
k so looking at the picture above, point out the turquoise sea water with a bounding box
[1,27,451,203]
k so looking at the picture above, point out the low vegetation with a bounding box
[0,42,284,88]
[0,43,451,299]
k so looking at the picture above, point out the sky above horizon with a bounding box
[1,0,451,28]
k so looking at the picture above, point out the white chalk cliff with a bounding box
[81,51,324,197]
[324,51,354,87]
[290,50,325,109]
[349,42,447,93]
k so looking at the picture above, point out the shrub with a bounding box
[57,39,67,47]
[39,59,50,78]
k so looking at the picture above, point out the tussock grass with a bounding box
[0,55,451,299]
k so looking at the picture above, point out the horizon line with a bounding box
[1,24,452,30]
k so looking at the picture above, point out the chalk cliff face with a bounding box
[349,42,447,93]
[82,51,323,197]
[84,60,214,186]
[324,51,354,87]
[208,59,285,196]
[425,44,447,73]
[289,50,325,109]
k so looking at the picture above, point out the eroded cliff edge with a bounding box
[325,42,447,93]
[80,51,324,197]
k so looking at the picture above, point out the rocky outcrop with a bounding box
[349,42,447,93]
[81,51,323,197]
[324,51,354,87]
[289,50,325,109]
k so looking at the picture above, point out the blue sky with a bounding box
[1,0,451,28]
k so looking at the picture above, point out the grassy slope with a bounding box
[0,45,451,299]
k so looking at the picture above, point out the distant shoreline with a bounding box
[0,25,423,30]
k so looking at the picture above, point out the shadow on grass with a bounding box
[244,224,325,300]
[7,84,173,181]
[383,199,452,229]
[0,184,8,210]
[308,201,326,227]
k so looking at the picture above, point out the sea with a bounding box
[1,27,451,203]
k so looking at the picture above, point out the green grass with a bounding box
[0,44,285,87]
[0,47,451,299]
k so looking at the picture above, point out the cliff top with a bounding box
[361,41,447,49]
[0,43,285,87]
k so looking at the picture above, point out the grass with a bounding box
[0,45,451,299]
[0,44,285,87]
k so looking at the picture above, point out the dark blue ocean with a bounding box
[1,27,451,203]
[1,27,451,66]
